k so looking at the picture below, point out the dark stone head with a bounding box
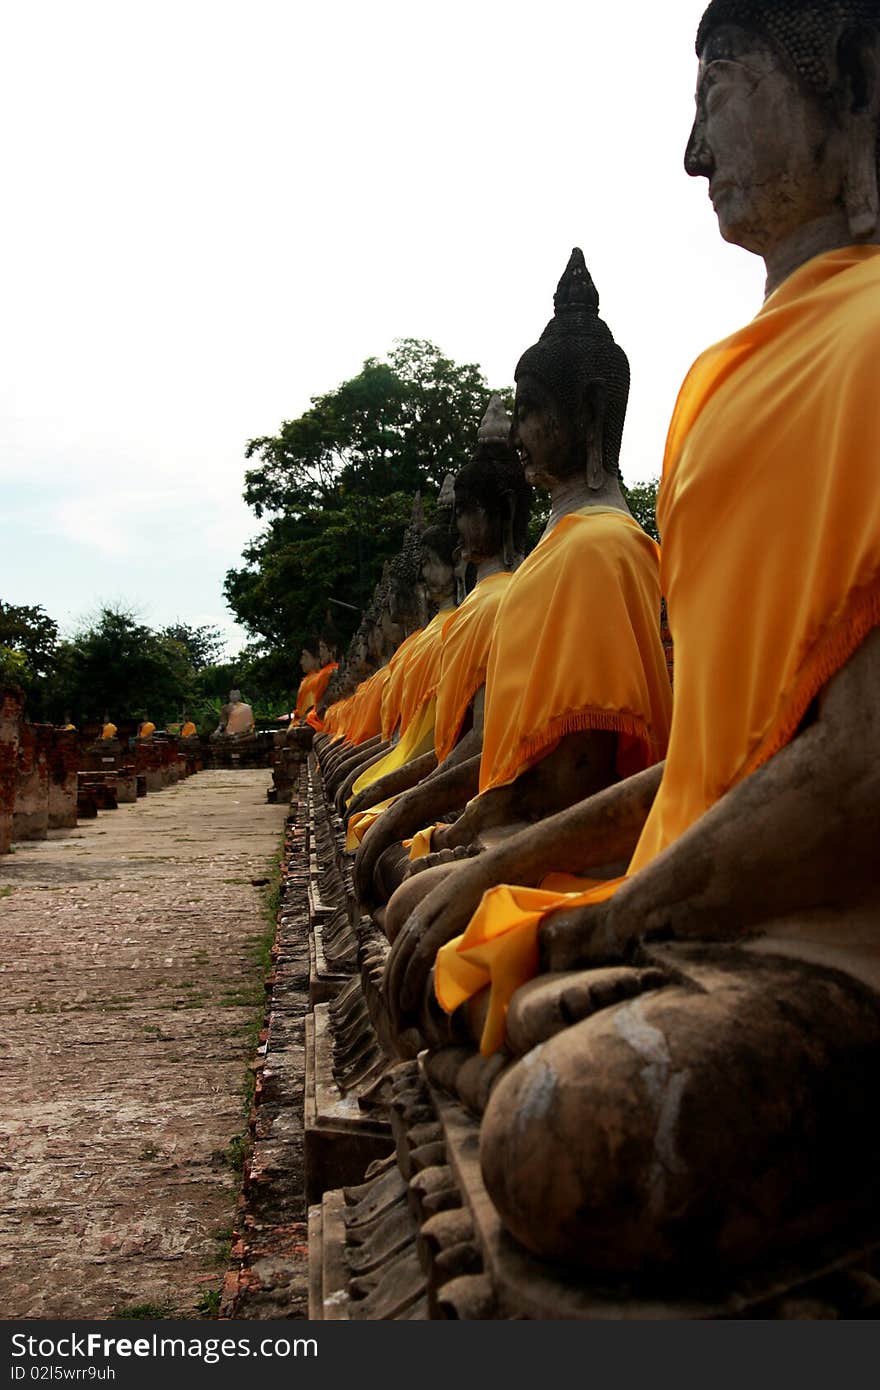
[514,249,630,482]
[691,1,880,245]
[389,497,425,629]
[697,0,880,96]
[454,399,531,562]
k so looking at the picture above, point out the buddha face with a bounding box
[300,648,318,674]
[318,639,335,666]
[455,490,499,565]
[379,604,402,649]
[420,544,455,604]
[512,373,579,489]
[685,25,846,256]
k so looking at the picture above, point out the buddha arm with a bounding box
[346,750,438,818]
[326,737,387,792]
[433,728,617,852]
[334,744,393,810]
[354,754,482,907]
[430,686,485,773]
[385,759,664,1023]
[543,628,880,971]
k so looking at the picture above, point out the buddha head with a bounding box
[318,615,340,668]
[454,396,531,568]
[300,642,319,675]
[419,474,458,607]
[389,495,426,634]
[688,0,880,253]
[513,249,630,493]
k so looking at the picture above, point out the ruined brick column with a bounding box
[0,687,24,855]
[48,728,80,830]
[13,722,52,841]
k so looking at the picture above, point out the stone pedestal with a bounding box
[0,687,24,855]
[116,769,138,803]
[13,722,52,841]
[48,729,80,830]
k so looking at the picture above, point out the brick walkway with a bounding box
[0,769,287,1319]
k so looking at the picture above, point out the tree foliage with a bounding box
[0,601,59,679]
[225,339,512,670]
[160,621,226,671]
[622,477,660,543]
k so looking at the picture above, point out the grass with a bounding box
[196,1289,221,1318]
[220,834,285,1187]
[0,886,13,898]
[111,1301,174,1320]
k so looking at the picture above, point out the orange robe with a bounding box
[305,663,339,732]
[434,571,512,763]
[478,508,670,794]
[346,610,455,848]
[438,245,880,1053]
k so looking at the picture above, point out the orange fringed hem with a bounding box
[739,572,880,787]
[485,705,657,794]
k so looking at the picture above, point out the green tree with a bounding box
[226,339,512,670]
[622,477,660,543]
[160,622,226,670]
[0,601,58,677]
[45,607,196,727]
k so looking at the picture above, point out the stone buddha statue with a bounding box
[381,0,880,1284]
[382,250,672,1007]
[325,500,428,806]
[224,689,256,738]
[352,397,532,909]
[340,479,461,839]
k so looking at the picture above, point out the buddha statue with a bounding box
[327,498,428,808]
[382,0,880,1283]
[100,714,117,741]
[137,716,156,740]
[294,642,321,721]
[342,477,461,845]
[382,249,672,1017]
[304,622,343,733]
[352,396,532,909]
[224,689,256,738]
[319,577,397,786]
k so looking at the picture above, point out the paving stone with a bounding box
[0,769,287,1319]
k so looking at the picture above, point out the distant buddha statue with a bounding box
[343,476,461,848]
[137,717,156,740]
[304,623,341,733]
[224,689,255,738]
[323,503,427,804]
[100,715,117,741]
[382,0,880,1282]
[179,715,197,739]
[294,641,321,721]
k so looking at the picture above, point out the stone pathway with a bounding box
[0,769,287,1319]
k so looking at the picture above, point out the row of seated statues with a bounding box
[288,0,880,1306]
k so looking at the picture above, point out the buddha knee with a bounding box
[479,958,880,1276]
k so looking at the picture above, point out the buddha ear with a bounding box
[583,382,607,491]
[502,491,517,568]
[837,27,880,238]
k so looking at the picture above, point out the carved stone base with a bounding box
[312,1057,880,1319]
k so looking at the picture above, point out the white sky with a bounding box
[0,0,765,657]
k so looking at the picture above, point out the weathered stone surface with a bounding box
[0,769,287,1318]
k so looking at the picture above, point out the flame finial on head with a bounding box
[478,394,513,446]
[552,247,600,318]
